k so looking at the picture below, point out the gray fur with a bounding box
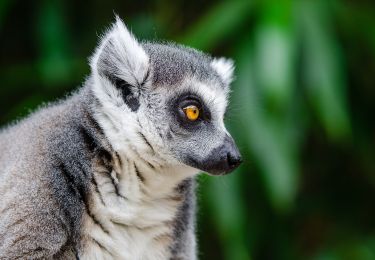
[0,86,197,259]
[142,42,223,87]
[0,18,238,259]
[0,88,93,258]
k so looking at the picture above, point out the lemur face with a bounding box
[91,17,241,175]
[164,82,242,175]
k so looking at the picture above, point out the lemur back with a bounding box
[0,17,241,259]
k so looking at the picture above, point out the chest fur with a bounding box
[78,160,184,260]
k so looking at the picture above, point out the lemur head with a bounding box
[90,17,241,175]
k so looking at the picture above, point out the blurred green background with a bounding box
[1,0,375,259]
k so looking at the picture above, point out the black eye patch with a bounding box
[170,92,211,130]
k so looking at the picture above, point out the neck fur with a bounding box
[89,90,198,202]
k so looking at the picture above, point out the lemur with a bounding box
[0,17,241,259]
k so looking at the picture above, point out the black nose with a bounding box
[222,135,242,173]
[190,135,242,175]
[227,151,242,170]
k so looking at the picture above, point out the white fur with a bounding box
[80,161,196,260]
[90,16,149,87]
[211,58,235,87]
[81,18,229,260]
[80,76,227,259]
[81,78,198,260]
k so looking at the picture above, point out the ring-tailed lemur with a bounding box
[0,17,241,259]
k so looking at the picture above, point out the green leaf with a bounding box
[179,0,252,50]
[205,173,252,260]
[232,33,298,212]
[35,0,72,87]
[253,0,296,111]
[298,0,350,139]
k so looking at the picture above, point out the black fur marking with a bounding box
[126,96,140,112]
[75,250,80,260]
[85,110,105,137]
[77,165,110,234]
[138,132,155,153]
[91,176,106,206]
[96,148,112,166]
[92,238,112,255]
[76,161,90,178]
[78,126,98,153]
[140,67,151,87]
[107,75,140,112]
[170,178,196,256]
[58,162,109,235]
[134,163,145,183]
[148,162,155,169]
[168,126,181,137]
[108,167,127,200]
[132,149,156,168]
[53,238,76,259]
[111,220,153,231]
[111,220,157,231]
[58,163,80,198]
[86,206,109,235]
[115,152,123,168]
[110,220,130,229]
[79,181,109,234]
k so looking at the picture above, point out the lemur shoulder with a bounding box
[0,17,241,259]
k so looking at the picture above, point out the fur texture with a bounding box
[0,18,239,259]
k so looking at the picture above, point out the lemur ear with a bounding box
[90,17,150,111]
[211,58,235,86]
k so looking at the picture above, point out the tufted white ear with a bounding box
[211,57,235,86]
[90,16,149,88]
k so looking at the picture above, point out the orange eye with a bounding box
[183,105,200,121]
